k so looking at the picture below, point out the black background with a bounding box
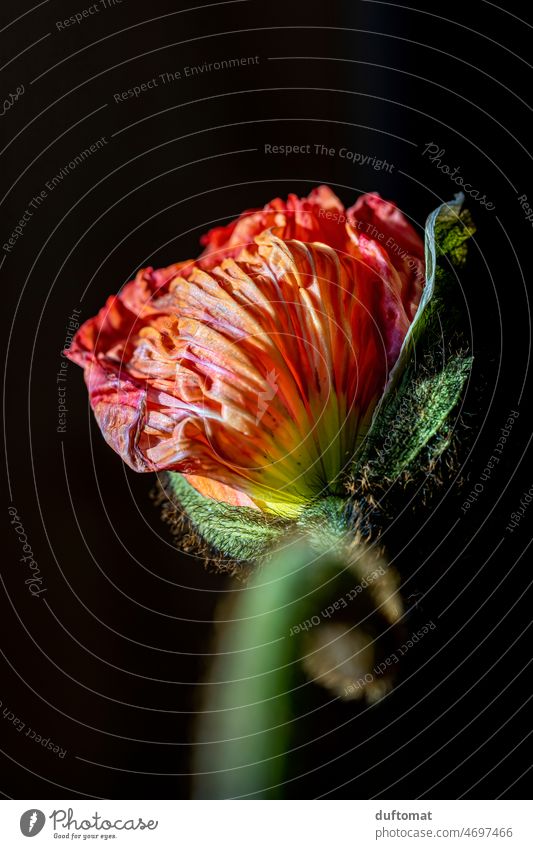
[1,0,532,799]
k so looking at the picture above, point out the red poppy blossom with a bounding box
[67,187,424,516]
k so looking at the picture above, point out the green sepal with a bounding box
[166,472,290,561]
[360,353,473,482]
[351,194,475,484]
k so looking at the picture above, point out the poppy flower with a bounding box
[66,187,424,517]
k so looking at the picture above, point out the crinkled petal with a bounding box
[66,187,426,515]
[198,185,348,269]
[67,228,412,514]
[347,192,424,319]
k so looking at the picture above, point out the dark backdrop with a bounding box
[1,0,532,799]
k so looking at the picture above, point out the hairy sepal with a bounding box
[351,194,475,485]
